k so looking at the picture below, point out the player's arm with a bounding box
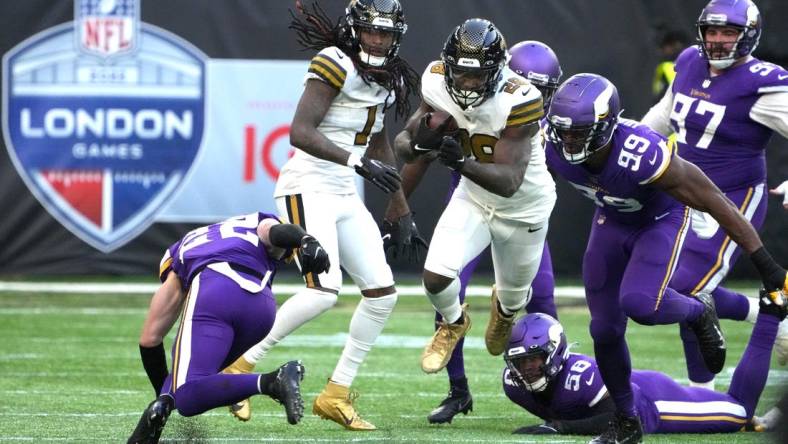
[258,218,330,276]
[139,271,183,395]
[444,123,537,198]
[513,396,616,435]
[394,100,448,163]
[289,79,349,165]
[653,157,787,292]
[641,85,674,137]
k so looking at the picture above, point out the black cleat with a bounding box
[588,412,643,444]
[127,394,174,444]
[688,292,726,374]
[268,360,305,425]
[427,388,473,424]
[759,287,788,321]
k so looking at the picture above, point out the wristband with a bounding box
[346,153,362,168]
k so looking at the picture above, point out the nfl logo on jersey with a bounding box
[2,0,207,252]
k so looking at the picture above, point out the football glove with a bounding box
[354,157,402,194]
[298,235,330,276]
[380,212,429,263]
[512,423,559,435]
[438,136,465,171]
[411,113,448,154]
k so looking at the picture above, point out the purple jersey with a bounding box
[503,354,612,421]
[670,46,788,191]
[159,212,279,293]
[545,119,681,225]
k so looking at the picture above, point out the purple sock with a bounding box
[174,373,261,417]
[594,336,636,417]
[711,286,750,321]
[525,243,557,318]
[728,313,779,416]
[679,322,715,384]
[440,252,484,380]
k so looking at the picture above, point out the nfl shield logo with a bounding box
[77,0,139,58]
[2,0,207,252]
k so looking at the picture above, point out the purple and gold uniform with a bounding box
[504,314,778,436]
[159,212,280,416]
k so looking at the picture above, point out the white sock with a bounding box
[331,293,397,386]
[688,378,715,390]
[243,288,337,364]
[745,297,759,323]
[424,278,462,324]
[497,287,531,316]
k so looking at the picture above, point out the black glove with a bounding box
[512,423,559,435]
[380,212,429,263]
[354,157,401,193]
[298,235,330,275]
[411,113,448,154]
[438,136,465,171]
[751,247,788,294]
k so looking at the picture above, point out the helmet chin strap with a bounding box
[524,376,548,392]
[708,58,737,70]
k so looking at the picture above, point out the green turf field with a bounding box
[0,284,784,443]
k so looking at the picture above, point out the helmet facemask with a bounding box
[695,0,761,69]
[547,117,614,165]
[444,62,502,109]
[505,351,550,392]
[346,0,407,68]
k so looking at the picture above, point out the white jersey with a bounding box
[275,46,392,196]
[421,61,556,222]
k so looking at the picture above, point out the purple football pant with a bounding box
[584,207,705,417]
[164,269,277,417]
[436,243,557,381]
[635,312,777,433]
[670,185,768,384]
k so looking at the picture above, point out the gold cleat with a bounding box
[313,380,376,431]
[485,286,515,356]
[222,355,255,421]
[420,303,471,373]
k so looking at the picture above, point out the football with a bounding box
[426,110,458,132]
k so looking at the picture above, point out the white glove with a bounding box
[769,180,788,210]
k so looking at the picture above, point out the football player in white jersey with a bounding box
[393,19,557,374]
[221,0,419,431]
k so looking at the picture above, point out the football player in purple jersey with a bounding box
[502,287,786,437]
[382,40,563,424]
[641,0,788,387]
[127,213,330,444]
[544,73,788,444]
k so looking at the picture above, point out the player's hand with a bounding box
[769,180,788,210]
[512,423,559,435]
[298,235,330,275]
[354,157,401,193]
[438,136,465,171]
[380,212,429,263]
[411,114,448,154]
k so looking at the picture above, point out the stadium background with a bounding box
[1,0,786,278]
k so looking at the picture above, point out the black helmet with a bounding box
[345,0,407,67]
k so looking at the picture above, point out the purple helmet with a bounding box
[696,0,761,69]
[509,41,562,110]
[546,73,620,164]
[504,313,569,392]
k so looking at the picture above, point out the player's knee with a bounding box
[589,319,625,344]
[305,288,338,311]
[496,287,529,313]
[361,292,398,319]
[423,270,453,295]
[620,291,659,325]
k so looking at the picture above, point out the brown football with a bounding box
[426,110,458,132]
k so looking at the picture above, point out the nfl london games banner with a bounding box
[3,0,207,252]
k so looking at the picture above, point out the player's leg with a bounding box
[421,196,491,373]
[240,194,341,366]
[427,251,484,424]
[524,242,557,318]
[670,185,767,386]
[309,195,397,431]
[486,217,547,355]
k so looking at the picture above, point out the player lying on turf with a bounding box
[502,287,786,436]
[127,212,330,444]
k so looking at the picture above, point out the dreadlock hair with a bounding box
[289,0,420,120]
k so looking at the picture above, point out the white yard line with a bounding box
[0,281,587,298]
